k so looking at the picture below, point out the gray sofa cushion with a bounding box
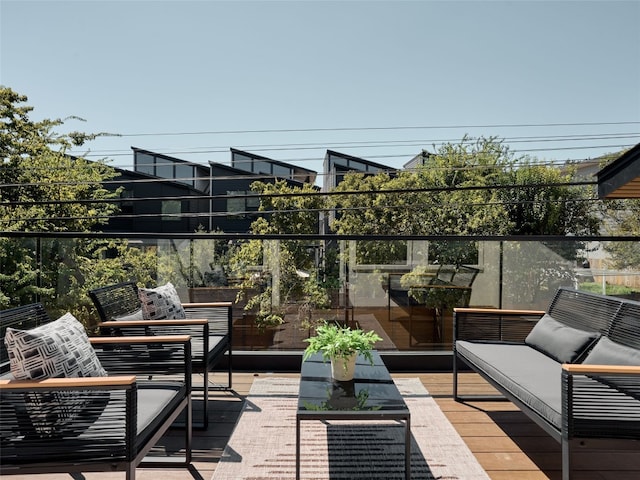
[583,337,640,366]
[456,340,563,428]
[525,314,600,363]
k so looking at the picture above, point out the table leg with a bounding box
[405,416,411,480]
[296,416,301,480]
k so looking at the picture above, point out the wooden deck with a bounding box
[5,371,639,480]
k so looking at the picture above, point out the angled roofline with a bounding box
[230,147,317,175]
[596,142,640,199]
[325,149,394,172]
[131,146,209,170]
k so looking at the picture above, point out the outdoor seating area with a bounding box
[4,371,639,479]
[0,288,638,479]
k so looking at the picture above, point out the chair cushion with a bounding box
[583,337,640,366]
[135,381,187,449]
[525,314,600,363]
[139,282,186,320]
[457,340,564,428]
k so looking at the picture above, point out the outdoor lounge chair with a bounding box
[89,281,232,428]
[0,303,192,480]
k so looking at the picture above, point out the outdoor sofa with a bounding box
[89,281,232,428]
[0,302,192,480]
[453,287,640,480]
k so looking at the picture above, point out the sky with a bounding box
[1,0,639,178]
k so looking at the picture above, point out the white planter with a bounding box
[331,353,357,381]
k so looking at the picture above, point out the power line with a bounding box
[114,121,640,137]
[0,196,604,225]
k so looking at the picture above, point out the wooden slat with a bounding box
[454,307,546,315]
[182,302,233,308]
[90,335,191,344]
[563,364,640,374]
[0,375,136,389]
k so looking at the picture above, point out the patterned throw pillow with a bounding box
[138,282,186,320]
[3,313,108,437]
[4,312,107,380]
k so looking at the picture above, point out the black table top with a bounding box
[297,351,409,415]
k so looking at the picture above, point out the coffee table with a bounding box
[295,351,411,479]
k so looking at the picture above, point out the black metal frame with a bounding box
[0,303,193,480]
[89,281,233,429]
[452,288,640,480]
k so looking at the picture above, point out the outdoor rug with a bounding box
[211,377,489,480]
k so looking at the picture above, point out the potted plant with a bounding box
[303,322,382,381]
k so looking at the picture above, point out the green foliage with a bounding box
[0,87,120,233]
[579,282,640,296]
[602,199,640,269]
[331,137,516,239]
[229,179,332,329]
[0,87,156,326]
[498,163,599,236]
[303,322,382,364]
[250,179,322,235]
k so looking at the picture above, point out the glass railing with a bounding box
[1,233,638,352]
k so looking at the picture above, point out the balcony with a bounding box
[1,233,639,479]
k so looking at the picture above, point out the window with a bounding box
[136,152,155,176]
[227,191,260,218]
[162,200,181,221]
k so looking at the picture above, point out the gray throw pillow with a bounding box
[525,314,600,363]
[583,337,640,366]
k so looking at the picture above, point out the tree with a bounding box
[228,179,330,328]
[330,137,517,265]
[0,87,155,322]
[331,137,515,238]
[603,199,640,269]
[498,163,599,236]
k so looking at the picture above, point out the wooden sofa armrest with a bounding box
[90,334,191,344]
[0,375,136,390]
[562,364,640,375]
[455,307,546,315]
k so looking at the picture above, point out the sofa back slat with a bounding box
[548,288,622,334]
[607,300,640,349]
[89,282,141,321]
[0,303,52,372]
